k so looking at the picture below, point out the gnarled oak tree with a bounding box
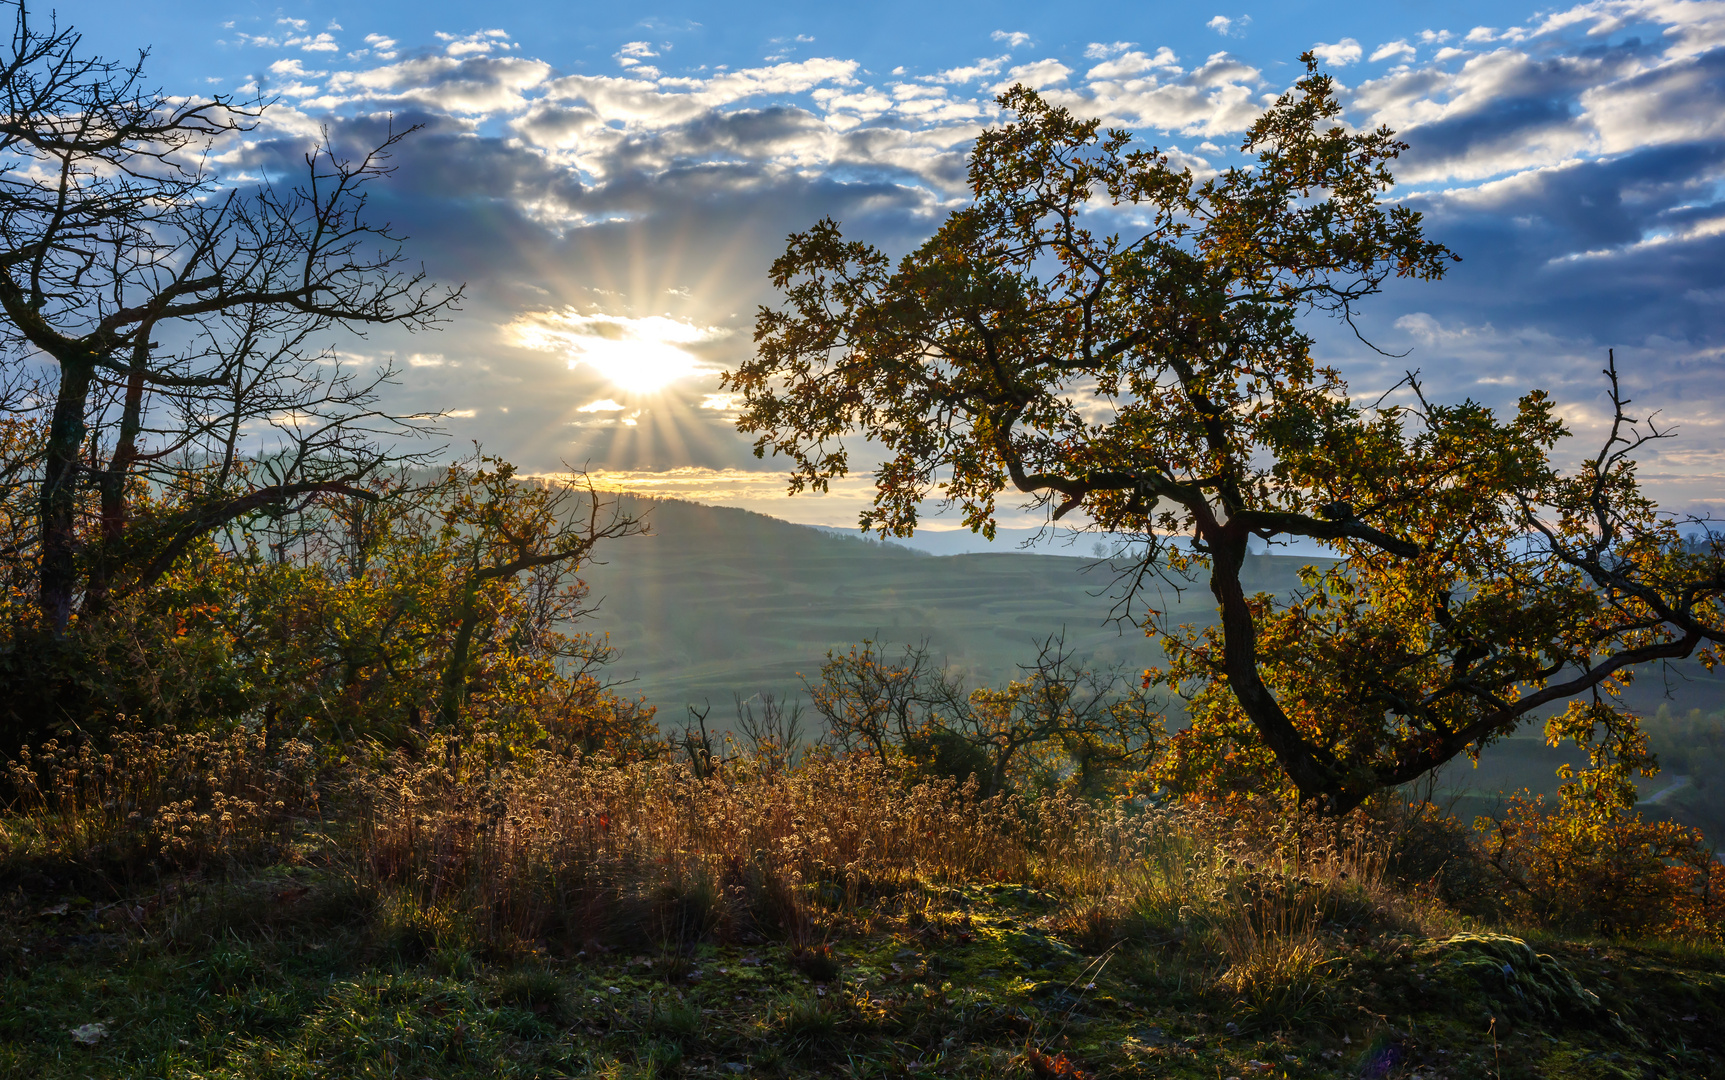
[727,59,1725,814]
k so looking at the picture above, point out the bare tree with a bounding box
[0,2,458,644]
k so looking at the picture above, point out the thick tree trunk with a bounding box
[39,358,94,637]
[85,355,148,616]
[1206,520,1359,814]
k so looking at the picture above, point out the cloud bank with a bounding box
[206,0,1725,522]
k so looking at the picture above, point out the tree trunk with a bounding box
[39,357,95,636]
[85,347,150,616]
[1207,520,1356,813]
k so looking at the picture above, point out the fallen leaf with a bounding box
[1026,1045,1090,1079]
[69,1022,108,1046]
[39,902,69,917]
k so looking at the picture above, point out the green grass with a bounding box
[5,870,1723,1079]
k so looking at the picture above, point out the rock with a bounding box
[1430,933,1611,1027]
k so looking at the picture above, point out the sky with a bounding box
[61,0,1725,535]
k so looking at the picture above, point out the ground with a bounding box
[3,870,1721,1079]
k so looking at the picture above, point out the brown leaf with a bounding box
[1026,1045,1090,1079]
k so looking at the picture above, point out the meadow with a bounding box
[4,732,1723,1079]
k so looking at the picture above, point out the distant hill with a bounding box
[581,497,1723,839]
[581,497,1307,716]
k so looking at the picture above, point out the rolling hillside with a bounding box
[581,497,1722,836]
[581,497,1253,714]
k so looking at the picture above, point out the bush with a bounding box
[1479,792,1725,939]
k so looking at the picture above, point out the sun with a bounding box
[507,309,726,394]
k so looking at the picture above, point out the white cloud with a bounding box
[1087,47,1181,81]
[1067,52,1263,137]
[991,30,1032,49]
[992,59,1072,93]
[577,398,628,412]
[1084,41,1135,59]
[1206,15,1249,38]
[269,58,322,78]
[438,29,514,57]
[921,55,1009,84]
[654,58,862,104]
[280,32,339,53]
[1370,40,1416,63]
[619,41,659,59]
[360,33,398,60]
[277,17,308,31]
[330,55,553,114]
[1311,38,1363,67]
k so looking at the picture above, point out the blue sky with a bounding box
[60,0,1725,530]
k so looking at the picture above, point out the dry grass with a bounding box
[2,729,1459,1010]
[1,723,315,876]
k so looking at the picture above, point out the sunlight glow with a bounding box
[506,309,728,394]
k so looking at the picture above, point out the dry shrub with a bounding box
[1088,796,1420,1022]
[348,740,1038,952]
[1,722,315,873]
[1481,792,1725,940]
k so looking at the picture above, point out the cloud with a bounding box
[330,55,553,114]
[1057,52,1264,137]
[202,1,1725,518]
[437,29,514,57]
[1371,40,1417,63]
[991,59,1073,93]
[287,33,339,53]
[1311,39,1364,67]
[1207,15,1249,38]
[1086,47,1181,81]
[991,30,1032,49]
[361,34,398,60]
[922,55,1009,84]
[1084,42,1135,59]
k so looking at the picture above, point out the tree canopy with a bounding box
[727,57,1725,815]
